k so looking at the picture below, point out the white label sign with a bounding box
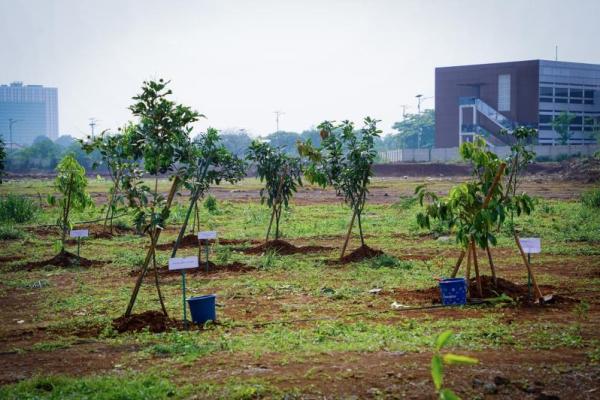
[519,237,541,254]
[168,256,199,271]
[198,231,217,240]
[70,229,89,238]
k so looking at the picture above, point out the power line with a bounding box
[273,110,285,132]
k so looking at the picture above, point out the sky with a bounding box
[1,0,599,138]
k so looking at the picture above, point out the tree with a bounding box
[390,109,435,149]
[217,129,253,157]
[585,116,600,144]
[262,131,302,155]
[0,137,5,183]
[80,123,143,233]
[124,79,202,318]
[247,140,302,241]
[171,127,246,256]
[416,129,539,298]
[551,111,575,145]
[299,117,381,258]
[47,154,93,252]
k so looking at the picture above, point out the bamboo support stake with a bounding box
[514,231,544,301]
[340,208,357,260]
[451,250,466,278]
[465,244,472,296]
[471,241,483,297]
[486,246,497,286]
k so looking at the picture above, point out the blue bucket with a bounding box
[439,278,467,306]
[187,294,216,324]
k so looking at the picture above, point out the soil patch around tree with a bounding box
[155,234,260,250]
[128,261,254,277]
[21,250,104,271]
[112,311,178,333]
[242,239,332,255]
[337,245,385,264]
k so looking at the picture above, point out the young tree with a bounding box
[299,117,381,258]
[124,79,202,318]
[171,127,246,257]
[48,154,93,252]
[80,123,143,233]
[551,111,575,145]
[246,140,302,242]
[0,137,5,184]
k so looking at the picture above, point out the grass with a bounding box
[0,178,599,398]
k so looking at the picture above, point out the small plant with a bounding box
[0,194,38,223]
[259,249,280,269]
[204,194,218,214]
[247,140,302,241]
[431,330,478,400]
[551,111,576,145]
[581,188,600,208]
[48,153,93,251]
[0,225,25,240]
[215,245,232,264]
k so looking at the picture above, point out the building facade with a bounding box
[435,60,600,147]
[0,82,59,146]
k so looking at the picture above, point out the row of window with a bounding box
[539,86,595,104]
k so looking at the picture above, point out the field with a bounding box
[1,175,599,399]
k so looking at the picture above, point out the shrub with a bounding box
[204,194,218,213]
[581,188,600,208]
[0,194,38,223]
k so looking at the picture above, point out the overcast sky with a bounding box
[1,0,599,138]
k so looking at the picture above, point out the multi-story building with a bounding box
[0,82,59,146]
[435,60,600,147]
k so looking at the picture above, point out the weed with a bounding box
[581,187,600,208]
[204,194,219,214]
[370,254,413,270]
[0,226,25,240]
[215,245,232,264]
[0,194,38,224]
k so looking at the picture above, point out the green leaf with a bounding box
[435,330,453,351]
[431,354,443,390]
[439,388,461,400]
[442,354,479,365]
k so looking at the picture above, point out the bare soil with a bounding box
[339,245,385,263]
[242,239,332,255]
[112,311,177,333]
[21,250,104,270]
[128,262,254,277]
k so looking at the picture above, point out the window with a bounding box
[570,89,583,98]
[555,88,568,97]
[555,98,568,103]
[570,98,583,104]
[584,90,595,98]
[498,74,511,111]
[539,115,553,124]
[540,87,553,96]
[540,97,553,103]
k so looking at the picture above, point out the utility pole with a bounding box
[555,45,558,61]
[273,110,284,132]
[8,118,21,151]
[400,105,410,119]
[89,118,98,139]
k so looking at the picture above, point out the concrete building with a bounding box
[0,82,59,146]
[435,60,600,147]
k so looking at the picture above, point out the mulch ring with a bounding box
[155,234,259,251]
[242,239,332,255]
[21,250,104,271]
[391,276,571,306]
[128,262,254,277]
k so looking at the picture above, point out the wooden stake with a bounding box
[471,241,483,298]
[152,252,168,317]
[465,243,472,296]
[451,250,466,278]
[485,245,497,286]
[514,231,544,300]
[340,208,357,259]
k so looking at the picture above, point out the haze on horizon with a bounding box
[1,0,599,139]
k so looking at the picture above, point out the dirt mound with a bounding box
[129,262,253,277]
[112,311,175,333]
[23,250,102,270]
[561,156,600,183]
[339,245,385,263]
[243,239,332,255]
[468,276,558,302]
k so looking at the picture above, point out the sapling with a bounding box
[48,153,93,252]
[80,123,143,233]
[298,117,381,258]
[124,79,202,317]
[247,140,302,242]
[171,128,246,257]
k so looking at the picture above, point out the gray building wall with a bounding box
[0,82,59,145]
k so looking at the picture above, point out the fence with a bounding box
[378,144,599,163]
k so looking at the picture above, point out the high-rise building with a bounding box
[0,82,59,146]
[435,60,600,147]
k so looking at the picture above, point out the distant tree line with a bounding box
[2,110,435,173]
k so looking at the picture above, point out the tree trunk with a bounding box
[471,240,483,297]
[265,206,276,242]
[357,209,365,248]
[514,230,544,300]
[486,245,497,286]
[125,176,180,317]
[451,250,466,278]
[152,251,168,317]
[61,174,74,251]
[340,208,357,259]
